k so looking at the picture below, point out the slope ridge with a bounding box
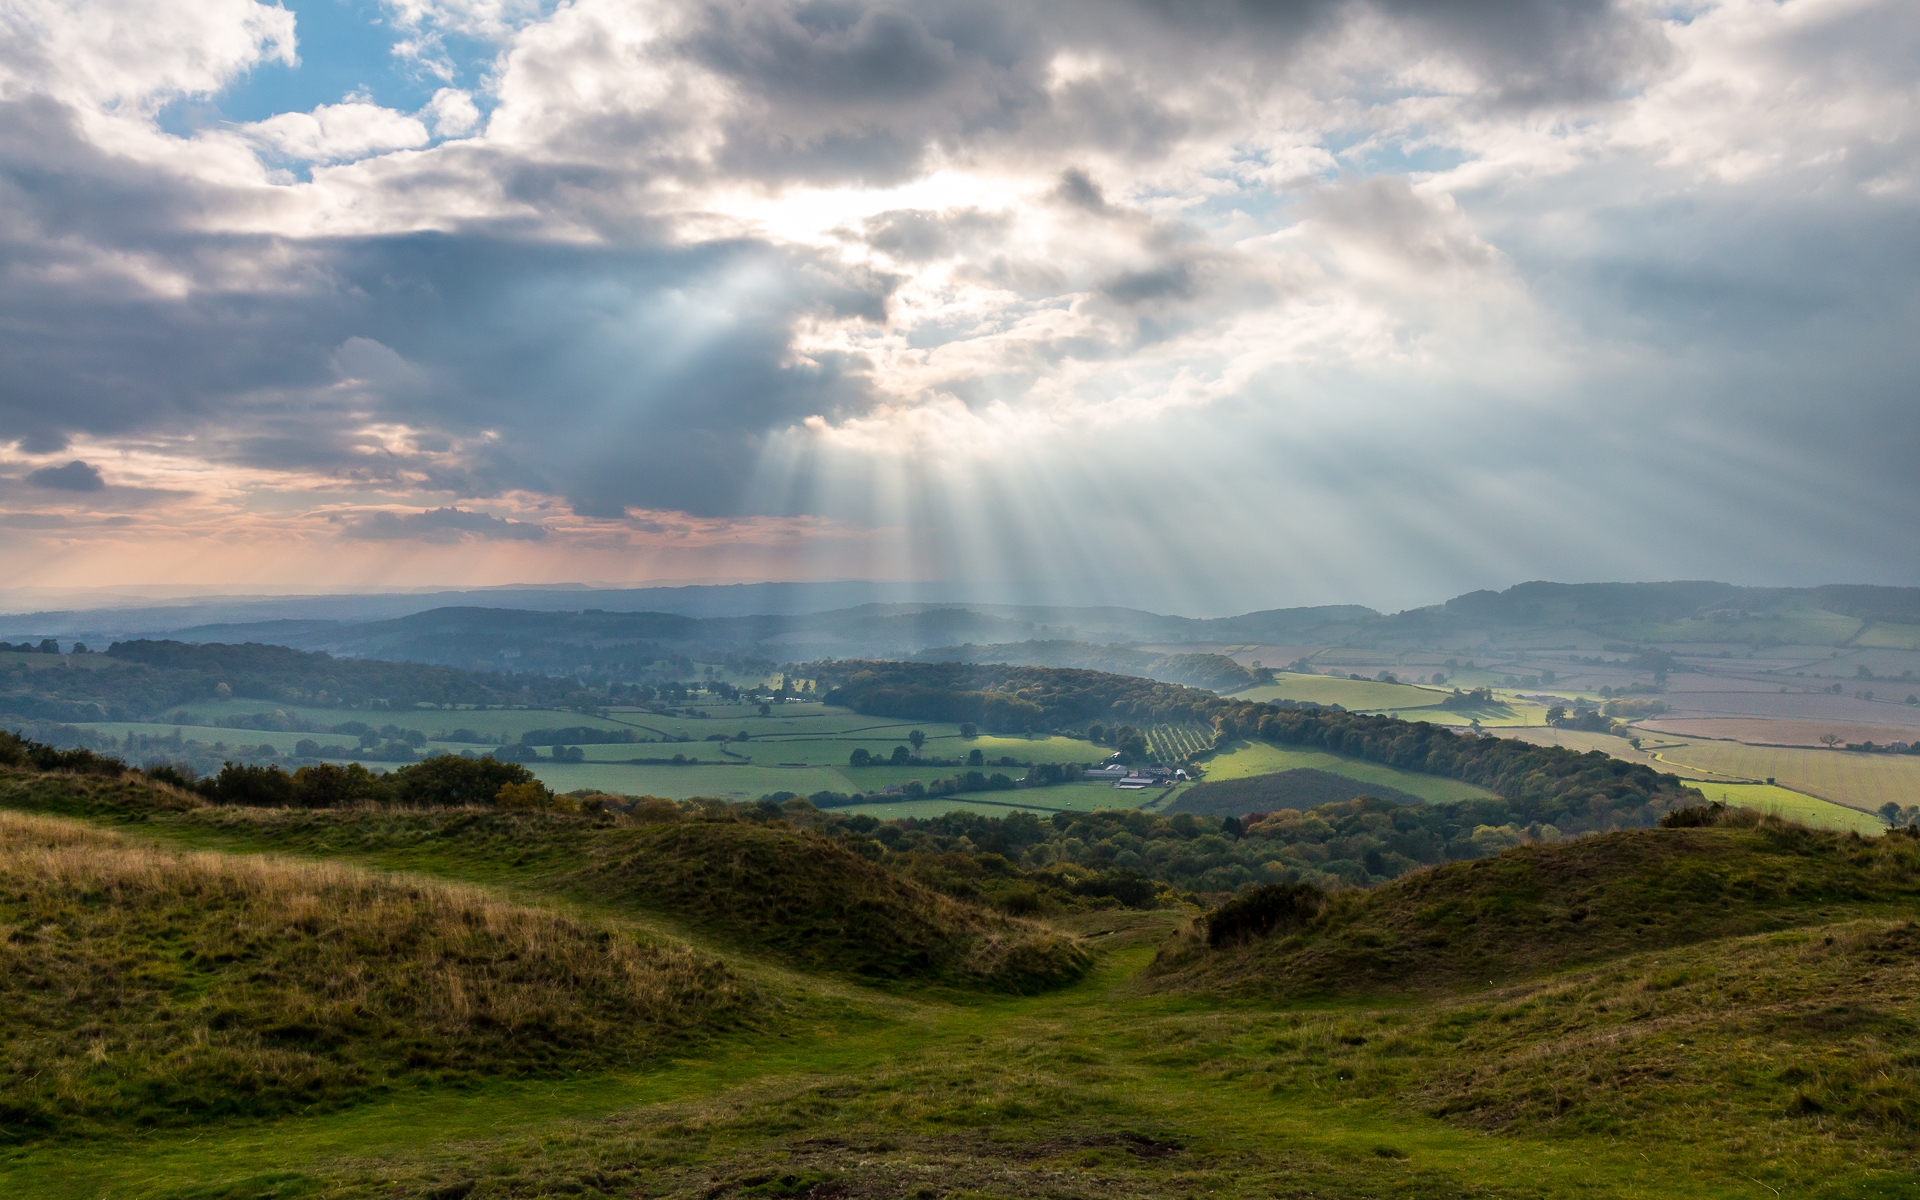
[1151,812,1920,998]
[0,810,753,1139]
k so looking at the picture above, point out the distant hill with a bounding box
[8,580,1917,694]
[910,640,1259,692]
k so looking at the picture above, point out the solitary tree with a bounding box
[908,729,926,752]
[1880,801,1903,826]
[1819,733,1844,750]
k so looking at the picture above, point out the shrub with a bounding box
[391,754,539,807]
[1206,882,1326,948]
[629,797,684,824]
[202,761,296,807]
[290,762,385,807]
[1661,802,1729,828]
[495,781,555,810]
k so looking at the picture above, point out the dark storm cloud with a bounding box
[336,507,548,542]
[0,0,1666,477]
[669,0,1662,186]
[0,87,899,517]
[25,460,105,492]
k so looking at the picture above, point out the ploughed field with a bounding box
[2,765,1916,1199]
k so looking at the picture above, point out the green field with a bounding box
[1195,740,1499,804]
[1638,737,1920,813]
[1231,672,1448,710]
[45,702,1115,803]
[1853,621,1920,650]
[1682,781,1887,835]
[1227,673,1553,729]
[834,780,1178,820]
[1601,610,1865,646]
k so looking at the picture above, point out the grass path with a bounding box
[3,936,1770,1200]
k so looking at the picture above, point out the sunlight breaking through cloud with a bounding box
[0,0,1912,605]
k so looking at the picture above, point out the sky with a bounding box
[0,0,1915,615]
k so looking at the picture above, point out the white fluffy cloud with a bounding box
[0,0,294,109]
[242,101,432,163]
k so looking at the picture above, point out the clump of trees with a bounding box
[194,753,562,809]
[0,638,607,724]
[813,661,1221,733]
[0,728,565,811]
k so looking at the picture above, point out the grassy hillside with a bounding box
[1150,811,1920,1000]
[1196,740,1497,803]
[575,819,1091,993]
[0,768,1091,995]
[1166,767,1428,816]
[0,810,753,1140]
[3,765,1919,1196]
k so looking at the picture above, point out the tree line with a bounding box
[0,728,563,810]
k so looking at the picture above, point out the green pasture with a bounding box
[1602,610,1864,646]
[1230,671,1446,710]
[833,780,1178,820]
[62,720,319,753]
[1854,621,1920,650]
[1227,673,1552,729]
[126,698,647,738]
[1640,737,1920,814]
[42,701,1112,802]
[1387,694,1553,728]
[1686,781,1887,835]
[1195,740,1498,804]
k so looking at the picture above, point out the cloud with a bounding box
[336,506,548,542]
[241,102,432,163]
[25,460,105,491]
[0,0,1914,601]
[423,88,483,138]
[0,0,295,110]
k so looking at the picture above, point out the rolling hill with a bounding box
[1149,807,1920,999]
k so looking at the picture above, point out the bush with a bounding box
[141,763,199,791]
[290,762,385,806]
[1206,882,1326,948]
[1661,802,1729,828]
[202,762,297,807]
[0,730,127,777]
[391,754,540,807]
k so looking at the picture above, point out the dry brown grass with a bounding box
[0,811,756,1138]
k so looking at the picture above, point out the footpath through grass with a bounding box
[3,779,1917,1198]
[6,932,1839,1200]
